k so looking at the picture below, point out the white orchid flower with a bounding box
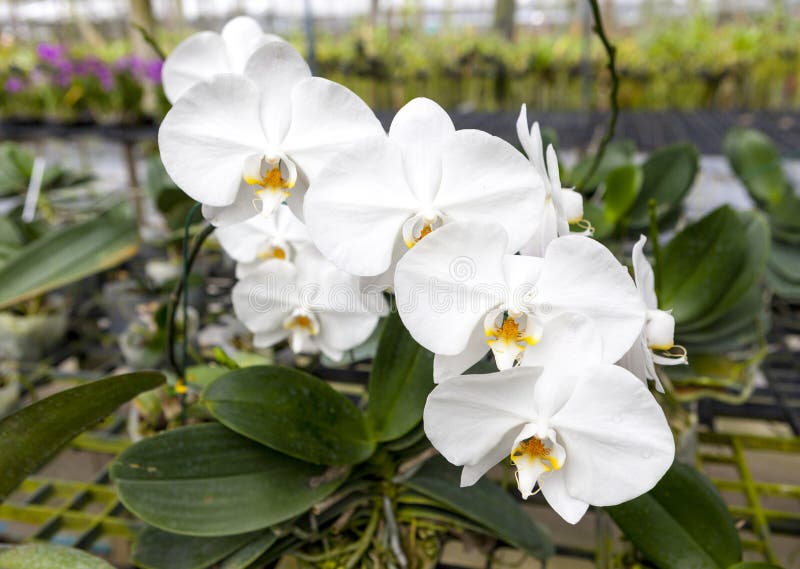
[303,97,544,282]
[516,104,588,256]
[162,16,285,104]
[159,40,384,227]
[394,220,645,381]
[232,248,383,360]
[424,318,675,524]
[618,236,688,391]
[216,205,312,276]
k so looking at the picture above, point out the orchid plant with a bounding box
[0,11,773,569]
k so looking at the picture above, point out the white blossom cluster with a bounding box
[160,17,687,524]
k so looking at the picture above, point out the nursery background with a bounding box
[0,1,799,569]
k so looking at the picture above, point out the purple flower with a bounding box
[4,77,24,93]
[37,43,67,64]
[144,60,163,84]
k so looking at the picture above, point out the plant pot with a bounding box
[0,297,69,361]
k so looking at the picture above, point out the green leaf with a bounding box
[582,201,615,240]
[0,371,164,500]
[0,143,92,197]
[367,311,434,442]
[203,366,374,465]
[0,544,114,569]
[133,526,264,569]
[403,456,554,560]
[111,423,346,536]
[629,143,699,228]
[602,164,642,224]
[219,531,278,569]
[677,211,770,332]
[723,127,788,206]
[0,205,139,309]
[659,206,747,325]
[606,461,741,569]
[727,563,784,569]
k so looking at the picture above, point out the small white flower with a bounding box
[159,41,384,227]
[232,248,383,360]
[516,104,587,256]
[162,16,285,104]
[618,235,688,391]
[394,221,645,381]
[303,97,545,282]
[424,323,675,524]
[216,205,312,276]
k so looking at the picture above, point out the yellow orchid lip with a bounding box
[247,166,295,199]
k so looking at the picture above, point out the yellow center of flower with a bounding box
[246,167,294,198]
[486,316,537,347]
[406,223,433,248]
[257,245,287,261]
[285,314,317,335]
[511,436,561,471]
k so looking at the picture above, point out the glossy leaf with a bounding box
[203,366,374,465]
[0,544,114,569]
[111,423,346,536]
[606,461,741,569]
[659,206,747,325]
[0,371,164,500]
[367,311,434,442]
[629,143,699,228]
[133,526,263,569]
[603,164,642,224]
[677,211,770,332]
[724,127,788,206]
[404,456,553,560]
[0,205,139,309]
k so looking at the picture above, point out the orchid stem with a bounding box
[576,0,619,191]
[167,203,213,379]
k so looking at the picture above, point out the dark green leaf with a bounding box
[203,366,374,465]
[723,128,788,206]
[367,311,434,442]
[677,211,770,332]
[581,201,615,240]
[603,164,642,224]
[727,563,784,569]
[220,531,278,569]
[659,206,747,325]
[606,462,741,569]
[629,143,699,228]
[0,371,164,500]
[0,205,139,309]
[133,526,263,569]
[403,456,553,560]
[0,543,114,568]
[111,423,346,536]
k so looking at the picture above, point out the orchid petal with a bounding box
[632,235,658,309]
[539,470,590,524]
[303,137,417,276]
[243,41,311,146]
[232,261,298,342]
[161,31,229,103]
[159,74,267,207]
[201,183,264,227]
[394,221,508,355]
[221,16,282,72]
[283,77,385,182]
[501,254,544,312]
[433,129,544,253]
[433,322,491,383]
[460,429,519,487]
[533,235,645,363]
[424,367,541,468]
[389,97,455,205]
[551,364,675,507]
[520,312,603,369]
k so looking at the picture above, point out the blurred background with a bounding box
[2,0,800,123]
